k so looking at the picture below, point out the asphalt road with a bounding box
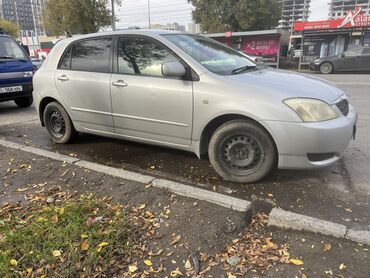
[0,72,369,231]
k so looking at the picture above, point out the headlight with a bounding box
[284,98,338,122]
[23,71,33,77]
[314,59,321,64]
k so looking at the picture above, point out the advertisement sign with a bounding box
[302,35,349,63]
[242,36,280,63]
[294,8,370,32]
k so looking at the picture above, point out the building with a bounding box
[277,0,311,29]
[150,22,185,31]
[329,0,370,19]
[188,22,201,33]
[0,0,45,37]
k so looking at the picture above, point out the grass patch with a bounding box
[0,190,136,277]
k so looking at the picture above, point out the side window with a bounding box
[59,46,72,69]
[117,37,179,77]
[70,38,112,73]
[345,47,362,56]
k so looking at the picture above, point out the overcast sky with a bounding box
[115,0,331,30]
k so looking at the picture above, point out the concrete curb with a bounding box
[0,139,250,212]
[152,179,252,212]
[1,138,369,245]
[268,208,370,246]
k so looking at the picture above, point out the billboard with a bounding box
[242,36,280,63]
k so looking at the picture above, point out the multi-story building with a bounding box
[329,0,370,19]
[150,22,185,31]
[188,22,201,34]
[277,0,311,29]
[0,0,45,37]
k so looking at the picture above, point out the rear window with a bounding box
[0,36,27,60]
[59,37,112,73]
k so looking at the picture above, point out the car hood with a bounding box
[224,68,343,104]
[0,59,33,73]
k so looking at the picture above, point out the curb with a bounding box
[268,208,370,246]
[1,138,369,245]
[0,139,250,212]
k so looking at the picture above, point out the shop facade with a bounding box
[293,7,370,69]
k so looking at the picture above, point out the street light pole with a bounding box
[148,0,151,29]
[111,0,116,31]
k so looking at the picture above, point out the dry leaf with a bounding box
[97,242,109,252]
[228,273,237,278]
[323,242,332,252]
[170,235,181,245]
[144,260,152,266]
[339,263,346,270]
[129,265,137,273]
[290,259,304,266]
[51,214,59,223]
[81,240,89,251]
[184,259,192,269]
[52,250,61,257]
[9,259,18,266]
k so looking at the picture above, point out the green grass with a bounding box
[0,194,135,277]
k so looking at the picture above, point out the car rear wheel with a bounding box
[320,62,333,74]
[44,102,76,144]
[14,96,33,108]
[208,120,277,183]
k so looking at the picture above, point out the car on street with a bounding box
[31,58,44,70]
[311,46,370,74]
[33,30,357,183]
[0,33,34,107]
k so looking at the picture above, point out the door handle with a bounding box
[112,80,128,88]
[57,75,69,81]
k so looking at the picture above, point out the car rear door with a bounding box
[337,47,362,71]
[359,48,370,71]
[54,37,114,133]
[110,35,193,147]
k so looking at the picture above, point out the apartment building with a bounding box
[330,0,370,19]
[278,0,311,29]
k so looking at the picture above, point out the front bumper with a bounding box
[310,62,320,71]
[264,104,357,169]
[0,82,33,102]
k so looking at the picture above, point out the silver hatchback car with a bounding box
[33,30,357,183]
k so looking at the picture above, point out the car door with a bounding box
[110,35,193,147]
[54,37,114,133]
[336,47,362,71]
[359,47,370,71]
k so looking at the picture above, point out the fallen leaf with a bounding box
[81,240,89,251]
[323,242,332,252]
[97,242,109,252]
[290,259,304,266]
[170,234,181,245]
[184,259,192,269]
[51,214,59,223]
[302,274,307,278]
[81,234,88,239]
[227,273,237,278]
[9,259,18,266]
[144,259,152,266]
[138,204,146,209]
[128,265,137,273]
[52,250,61,257]
[339,263,346,270]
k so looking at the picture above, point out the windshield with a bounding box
[163,34,256,75]
[0,36,28,60]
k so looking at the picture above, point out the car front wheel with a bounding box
[14,96,33,107]
[320,62,334,74]
[44,102,76,144]
[208,120,277,183]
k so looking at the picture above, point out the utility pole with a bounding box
[111,0,116,31]
[148,0,151,29]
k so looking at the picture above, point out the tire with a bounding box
[43,102,76,144]
[208,120,277,183]
[14,96,33,107]
[320,62,333,74]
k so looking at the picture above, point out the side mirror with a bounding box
[162,61,186,77]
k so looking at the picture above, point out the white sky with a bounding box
[115,0,331,30]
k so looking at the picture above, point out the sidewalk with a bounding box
[1,146,369,277]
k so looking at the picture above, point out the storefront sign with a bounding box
[294,8,370,32]
[242,36,280,62]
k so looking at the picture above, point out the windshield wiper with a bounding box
[0,56,27,62]
[231,65,257,74]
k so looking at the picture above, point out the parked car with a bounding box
[311,46,370,74]
[0,33,34,107]
[33,31,357,183]
[31,58,44,70]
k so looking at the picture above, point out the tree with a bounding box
[0,19,19,38]
[44,0,121,36]
[188,0,281,33]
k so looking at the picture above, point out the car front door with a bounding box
[54,37,114,133]
[110,35,193,147]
